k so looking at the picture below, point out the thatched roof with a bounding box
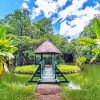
[34,40,61,54]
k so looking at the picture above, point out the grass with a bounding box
[15,65,38,73]
[0,71,37,100]
[58,64,80,72]
[62,82,100,100]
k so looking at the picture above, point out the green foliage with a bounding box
[89,47,100,63]
[75,56,86,70]
[80,19,96,38]
[7,34,38,65]
[0,25,17,60]
[4,9,31,36]
[95,19,100,39]
[78,37,96,46]
[32,18,53,38]
[79,18,100,63]
[15,65,37,73]
[2,9,68,65]
[69,40,87,69]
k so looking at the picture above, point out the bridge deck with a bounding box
[40,67,56,83]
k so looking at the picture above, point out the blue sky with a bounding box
[0,0,100,38]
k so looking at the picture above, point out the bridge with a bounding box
[29,60,69,84]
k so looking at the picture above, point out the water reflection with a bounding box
[68,82,80,89]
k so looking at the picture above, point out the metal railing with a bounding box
[52,61,57,80]
[52,60,69,83]
[39,60,45,79]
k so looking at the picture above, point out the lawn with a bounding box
[58,64,80,72]
[15,65,38,73]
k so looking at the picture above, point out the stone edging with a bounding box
[15,70,80,75]
[60,70,81,74]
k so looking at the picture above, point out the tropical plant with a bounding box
[78,17,100,63]
[0,25,17,75]
[75,56,86,71]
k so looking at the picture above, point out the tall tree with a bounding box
[32,18,53,38]
[80,19,96,39]
[4,9,32,36]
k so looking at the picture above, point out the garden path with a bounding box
[35,84,62,100]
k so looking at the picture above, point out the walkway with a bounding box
[35,84,61,100]
[40,67,56,83]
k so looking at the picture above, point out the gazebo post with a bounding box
[58,54,59,64]
[54,54,55,61]
[41,53,43,61]
[35,54,36,65]
[51,53,52,64]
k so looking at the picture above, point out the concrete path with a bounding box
[35,84,62,100]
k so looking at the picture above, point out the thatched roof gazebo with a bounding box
[29,40,69,83]
[34,40,61,64]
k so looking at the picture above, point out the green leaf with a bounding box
[95,19,100,40]
[78,37,97,45]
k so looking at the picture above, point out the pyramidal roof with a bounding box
[34,40,61,54]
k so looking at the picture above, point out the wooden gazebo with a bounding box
[34,40,61,64]
[29,40,69,84]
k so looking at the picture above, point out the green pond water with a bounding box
[65,64,100,87]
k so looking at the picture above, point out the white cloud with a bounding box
[31,0,100,38]
[58,0,87,21]
[22,2,29,9]
[59,2,100,37]
[58,0,67,8]
[33,0,58,18]
[31,0,68,19]
[31,7,41,19]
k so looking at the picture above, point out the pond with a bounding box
[65,64,100,88]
